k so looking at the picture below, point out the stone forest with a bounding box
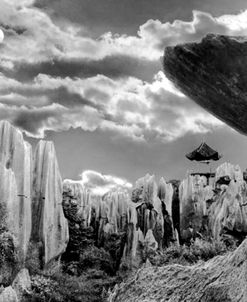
[2,34,247,302]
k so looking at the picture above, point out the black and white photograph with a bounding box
[0,0,247,301]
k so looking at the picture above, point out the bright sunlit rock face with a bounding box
[179,162,247,242]
[0,120,32,258]
[32,140,69,266]
[0,121,69,276]
[179,174,214,240]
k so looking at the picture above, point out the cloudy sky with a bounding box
[1,0,247,193]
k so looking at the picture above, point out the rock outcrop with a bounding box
[62,181,129,269]
[62,181,96,260]
[215,162,243,182]
[163,34,247,135]
[178,162,247,243]
[179,174,214,241]
[122,175,176,268]
[0,286,18,302]
[109,238,247,302]
[0,121,69,279]
[32,140,69,266]
[0,269,31,302]
[209,163,247,242]
[62,175,177,269]
[0,121,32,258]
[12,268,31,301]
[131,174,164,248]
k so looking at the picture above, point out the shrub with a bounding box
[0,231,20,285]
[25,241,43,275]
[78,246,115,276]
[24,269,121,302]
[151,238,233,266]
[25,244,121,302]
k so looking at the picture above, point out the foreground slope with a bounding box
[109,239,247,302]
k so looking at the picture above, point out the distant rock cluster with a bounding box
[62,174,177,269]
[62,160,247,271]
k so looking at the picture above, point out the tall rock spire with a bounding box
[32,140,69,266]
[0,120,32,258]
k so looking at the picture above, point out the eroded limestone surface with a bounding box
[32,140,69,266]
[163,34,247,135]
[0,121,32,259]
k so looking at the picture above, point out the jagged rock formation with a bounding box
[32,141,69,266]
[63,180,92,227]
[98,190,129,244]
[179,174,214,241]
[169,180,181,241]
[158,177,176,246]
[12,269,31,301]
[122,175,176,268]
[62,181,129,270]
[0,286,18,302]
[209,163,247,242]
[215,162,243,182]
[132,174,165,248]
[62,181,96,260]
[163,34,247,135]
[178,163,247,243]
[62,175,177,269]
[109,238,247,302]
[0,121,69,283]
[121,203,144,268]
[0,121,32,258]
[0,269,31,302]
[132,175,162,249]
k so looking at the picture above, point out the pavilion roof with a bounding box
[186,142,222,162]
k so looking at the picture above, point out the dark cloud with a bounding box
[0,85,104,111]
[2,55,160,82]
[0,23,27,36]
[10,104,63,136]
[45,86,102,109]
[34,0,247,36]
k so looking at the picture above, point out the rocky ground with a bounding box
[108,238,247,302]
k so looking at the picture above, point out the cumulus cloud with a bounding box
[0,69,223,140]
[102,10,247,60]
[65,170,132,196]
[0,2,243,141]
[1,1,247,66]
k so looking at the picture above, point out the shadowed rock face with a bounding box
[163,34,247,134]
